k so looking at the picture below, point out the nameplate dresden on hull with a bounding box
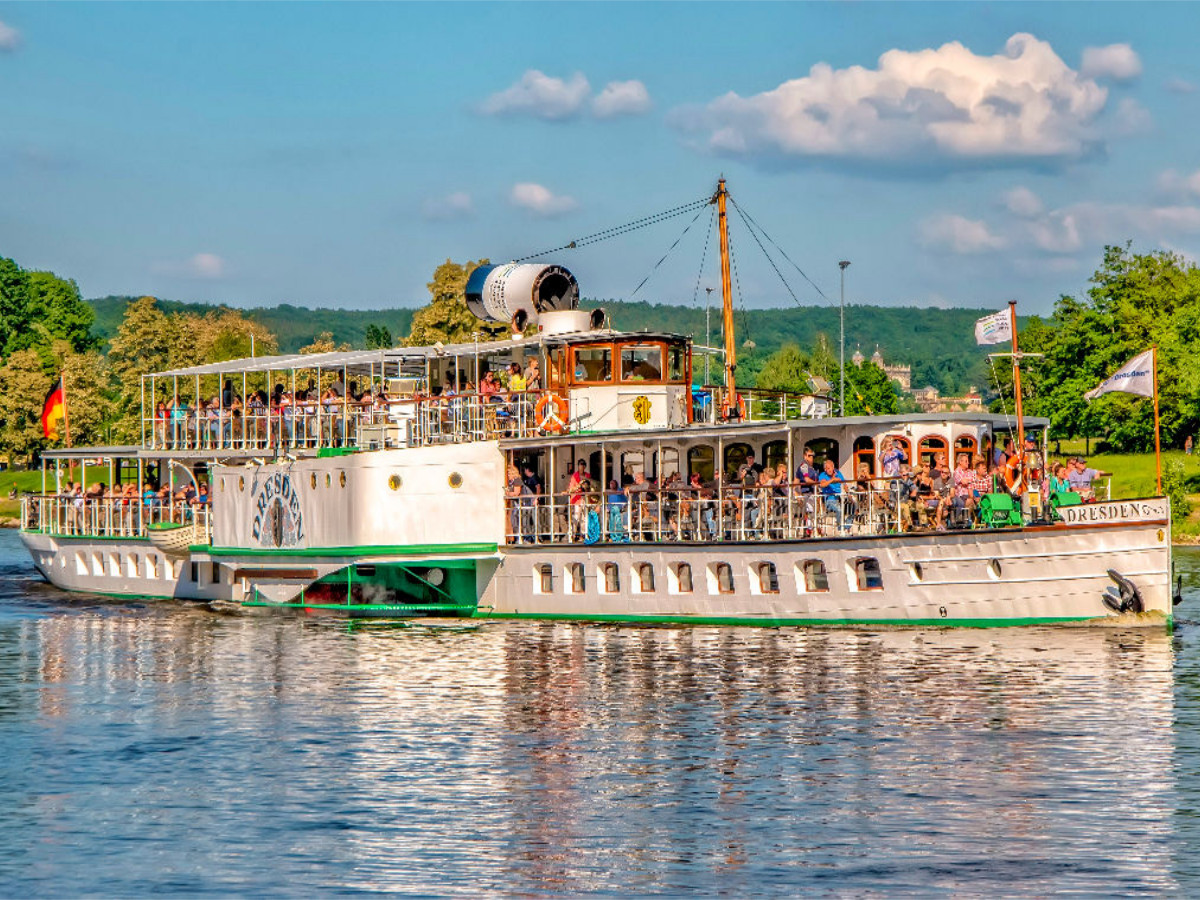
[1058,498,1169,526]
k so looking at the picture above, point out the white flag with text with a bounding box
[974,309,1012,346]
[1084,349,1155,400]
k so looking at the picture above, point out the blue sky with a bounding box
[2,3,1200,316]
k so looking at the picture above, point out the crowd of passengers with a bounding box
[29,478,212,534]
[504,434,1112,544]
[149,361,545,450]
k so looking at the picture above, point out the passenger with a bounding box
[523,358,542,391]
[737,451,763,482]
[818,458,848,533]
[505,464,529,543]
[567,459,591,541]
[1068,457,1111,501]
[606,479,629,540]
[508,362,526,393]
[1048,462,1072,495]
[626,470,656,540]
[951,453,974,524]
[794,447,820,525]
[880,436,906,477]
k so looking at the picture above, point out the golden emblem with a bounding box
[632,395,651,425]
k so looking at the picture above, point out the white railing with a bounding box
[141,392,544,452]
[21,495,212,543]
[505,484,903,545]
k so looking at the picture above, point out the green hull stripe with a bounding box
[201,542,498,558]
[242,600,477,612]
[472,611,1172,629]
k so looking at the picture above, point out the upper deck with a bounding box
[134,328,832,457]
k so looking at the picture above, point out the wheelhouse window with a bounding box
[621,344,664,382]
[667,345,687,382]
[853,557,884,591]
[800,559,829,593]
[573,345,613,383]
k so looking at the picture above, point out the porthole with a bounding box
[388,474,402,491]
[339,471,347,488]
[238,476,245,492]
[910,562,924,582]
[310,473,317,490]
[988,559,1002,580]
[325,473,332,488]
[448,472,463,489]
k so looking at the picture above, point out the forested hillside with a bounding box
[86,295,1004,395]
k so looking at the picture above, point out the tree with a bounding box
[405,258,507,346]
[0,349,52,462]
[365,324,393,349]
[0,257,31,359]
[299,331,351,355]
[844,361,899,416]
[25,270,97,354]
[756,344,813,393]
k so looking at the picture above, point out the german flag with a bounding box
[42,380,65,441]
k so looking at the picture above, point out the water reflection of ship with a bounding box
[496,625,1177,893]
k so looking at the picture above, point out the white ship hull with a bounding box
[22,511,1174,627]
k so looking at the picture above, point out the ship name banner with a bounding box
[1058,498,1168,526]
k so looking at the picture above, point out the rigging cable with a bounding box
[690,207,716,309]
[987,355,1014,436]
[729,199,803,309]
[728,195,834,305]
[513,196,710,263]
[628,205,708,299]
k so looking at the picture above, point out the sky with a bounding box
[2,2,1200,316]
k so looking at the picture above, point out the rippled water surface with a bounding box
[3,529,1200,895]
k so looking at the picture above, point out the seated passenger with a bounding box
[818,458,848,533]
[1068,457,1111,501]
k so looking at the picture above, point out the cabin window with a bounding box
[800,559,830,593]
[535,564,553,594]
[853,436,877,477]
[757,562,780,594]
[853,557,884,591]
[713,562,735,594]
[636,563,655,593]
[621,450,648,484]
[667,345,687,382]
[657,448,680,482]
[763,440,788,474]
[128,554,140,578]
[568,563,585,593]
[574,346,613,383]
[212,562,221,585]
[621,344,663,381]
[146,555,157,579]
[804,438,840,468]
[918,435,948,469]
[602,562,620,593]
[723,443,753,476]
[954,434,978,464]
[687,446,715,481]
[671,563,694,594]
[190,562,199,583]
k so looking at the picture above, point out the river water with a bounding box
[3,529,1200,896]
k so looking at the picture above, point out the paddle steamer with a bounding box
[19,181,1176,626]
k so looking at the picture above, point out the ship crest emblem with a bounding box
[632,395,652,425]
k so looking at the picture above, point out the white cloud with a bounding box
[1080,43,1142,82]
[1158,168,1200,199]
[918,214,1006,254]
[480,70,590,121]
[0,20,19,52]
[1029,211,1082,253]
[1112,97,1152,135]
[509,182,578,217]
[672,33,1115,172]
[420,191,474,221]
[592,80,652,118]
[1165,76,1197,95]
[1004,186,1044,218]
[153,252,228,280]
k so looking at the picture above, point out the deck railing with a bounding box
[141,392,545,453]
[21,496,212,543]
[505,484,904,545]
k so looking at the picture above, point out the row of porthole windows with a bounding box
[533,557,886,596]
[220,471,463,492]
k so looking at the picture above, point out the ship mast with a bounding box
[716,178,737,416]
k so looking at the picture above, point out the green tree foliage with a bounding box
[756,344,813,392]
[364,324,393,349]
[1017,244,1200,451]
[0,257,96,358]
[844,361,899,416]
[0,349,51,460]
[405,259,508,346]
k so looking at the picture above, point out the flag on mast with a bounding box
[974,309,1013,346]
[1084,349,1155,400]
[41,379,66,440]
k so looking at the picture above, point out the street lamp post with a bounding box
[704,286,714,385]
[838,260,851,416]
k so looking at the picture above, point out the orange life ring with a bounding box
[535,393,569,433]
